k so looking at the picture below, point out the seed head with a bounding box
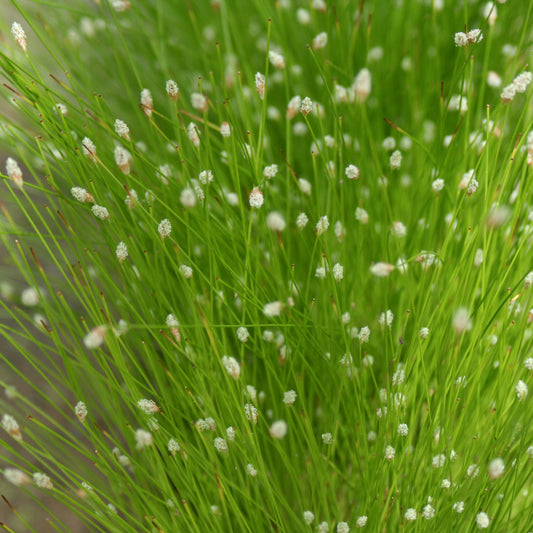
[11,22,27,52]
[222,355,241,380]
[166,80,179,100]
[4,468,30,486]
[269,50,286,69]
[158,219,172,239]
[140,89,153,118]
[312,32,328,50]
[114,119,130,140]
[5,157,23,189]
[33,472,53,489]
[266,211,286,231]
[249,187,264,208]
[255,72,266,100]
[476,512,490,529]
[345,164,360,180]
[82,137,97,161]
[2,414,22,441]
[269,419,288,439]
[187,122,200,147]
[75,401,88,423]
[116,242,128,263]
[91,205,109,220]
[135,429,153,450]
[353,68,372,102]
[220,121,231,137]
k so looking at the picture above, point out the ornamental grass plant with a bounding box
[0,0,533,531]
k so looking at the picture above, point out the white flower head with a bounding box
[11,22,27,52]
[222,355,241,380]
[269,419,288,439]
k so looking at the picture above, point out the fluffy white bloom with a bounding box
[71,186,94,203]
[404,508,417,522]
[179,264,193,278]
[298,178,312,195]
[384,445,395,461]
[345,164,360,180]
[391,221,407,238]
[237,327,249,343]
[476,512,490,529]
[337,522,350,533]
[180,187,196,208]
[33,472,53,489]
[263,300,282,317]
[114,145,132,173]
[296,212,309,229]
[158,219,172,239]
[166,79,179,100]
[187,122,200,147]
[266,211,286,231]
[91,205,109,220]
[389,150,402,169]
[11,22,27,52]
[4,468,30,486]
[452,501,465,513]
[297,9,311,25]
[432,179,445,193]
[82,137,97,161]
[220,121,231,137]
[2,414,22,441]
[135,429,153,450]
[137,399,160,414]
[452,307,472,334]
[21,287,39,306]
[244,403,258,424]
[422,504,435,520]
[300,96,313,116]
[488,457,505,479]
[74,401,87,423]
[5,157,23,188]
[449,94,468,112]
[283,390,297,406]
[222,355,241,380]
[214,437,228,453]
[397,423,408,436]
[358,326,370,343]
[269,50,286,69]
[249,187,264,208]
[353,68,372,102]
[333,263,344,281]
[140,89,153,118]
[226,426,235,441]
[269,420,288,439]
[263,164,278,179]
[370,262,395,277]
[116,242,128,263]
[247,463,258,477]
[322,432,333,444]
[355,516,367,528]
[516,380,528,400]
[467,29,483,43]
[355,207,369,224]
[313,32,328,50]
[454,32,468,46]
[191,92,208,112]
[83,326,107,349]
[168,438,180,455]
[316,215,329,235]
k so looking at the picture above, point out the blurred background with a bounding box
[0,6,87,531]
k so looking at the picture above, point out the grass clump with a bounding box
[0,0,532,531]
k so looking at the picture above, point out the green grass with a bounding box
[0,0,532,531]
